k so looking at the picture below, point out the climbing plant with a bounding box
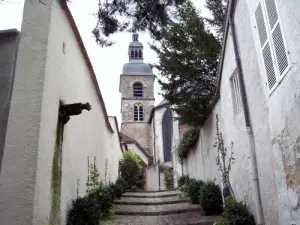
[175,127,200,164]
[86,156,100,193]
[163,168,174,190]
[214,114,235,200]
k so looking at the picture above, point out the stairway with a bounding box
[103,190,221,225]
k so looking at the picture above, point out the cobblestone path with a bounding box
[103,190,221,225]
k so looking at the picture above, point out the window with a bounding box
[135,50,138,58]
[131,50,134,58]
[134,104,143,121]
[255,0,289,92]
[139,50,142,58]
[133,82,143,97]
[230,70,242,115]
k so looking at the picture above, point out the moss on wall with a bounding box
[49,117,64,224]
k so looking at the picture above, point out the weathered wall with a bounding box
[0,30,19,173]
[0,0,55,224]
[0,1,123,225]
[146,163,159,191]
[172,117,182,188]
[246,0,300,224]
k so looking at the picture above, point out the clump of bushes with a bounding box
[67,195,101,225]
[199,181,223,215]
[216,196,256,225]
[164,168,174,189]
[178,175,190,187]
[187,179,204,204]
[119,150,143,188]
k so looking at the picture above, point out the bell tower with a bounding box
[119,34,155,153]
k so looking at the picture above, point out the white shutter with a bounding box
[255,2,277,90]
[265,0,289,76]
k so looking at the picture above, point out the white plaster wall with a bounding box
[127,143,149,165]
[146,163,159,191]
[14,1,124,224]
[0,0,55,224]
[172,115,182,188]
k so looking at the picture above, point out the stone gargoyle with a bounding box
[59,102,92,124]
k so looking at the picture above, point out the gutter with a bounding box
[228,0,264,224]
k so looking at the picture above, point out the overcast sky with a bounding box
[0,0,208,124]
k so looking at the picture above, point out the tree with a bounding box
[150,1,221,126]
[205,0,228,41]
[92,0,186,46]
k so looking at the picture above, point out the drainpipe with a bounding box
[228,1,264,224]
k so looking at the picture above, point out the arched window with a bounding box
[139,50,142,58]
[131,50,134,58]
[135,50,138,58]
[162,108,173,162]
[133,82,143,97]
[134,104,143,121]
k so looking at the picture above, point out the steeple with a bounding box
[128,33,143,63]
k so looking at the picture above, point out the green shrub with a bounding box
[89,182,114,219]
[222,196,256,225]
[180,184,189,197]
[175,127,200,162]
[178,175,190,187]
[199,181,223,215]
[67,195,101,225]
[187,179,204,204]
[114,177,128,198]
[215,219,226,225]
[119,150,143,187]
[164,168,174,189]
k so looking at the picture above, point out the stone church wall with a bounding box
[0,1,123,225]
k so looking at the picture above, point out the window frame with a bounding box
[133,103,144,121]
[133,82,143,98]
[254,0,290,95]
[230,69,243,116]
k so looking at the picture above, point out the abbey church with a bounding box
[119,34,182,190]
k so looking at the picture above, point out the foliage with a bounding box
[67,195,101,225]
[92,0,186,46]
[150,1,221,126]
[89,182,115,219]
[199,181,223,215]
[222,196,256,225]
[175,127,200,163]
[214,114,235,199]
[114,177,129,198]
[178,175,190,187]
[205,0,228,41]
[119,150,143,187]
[86,156,100,193]
[215,219,226,225]
[163,168,174,189]
[179,184,189,197]
[187,179,204,204]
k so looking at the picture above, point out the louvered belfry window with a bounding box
[134,104,143,121]
[133,82,143,97]
[255,0,289,92]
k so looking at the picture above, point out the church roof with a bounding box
[122,63,154,76]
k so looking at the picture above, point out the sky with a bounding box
[0,0,209,124]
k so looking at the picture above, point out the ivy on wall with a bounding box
[175,127,200,164]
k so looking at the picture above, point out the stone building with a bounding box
[119,35,182,190]
[182,0,300,225]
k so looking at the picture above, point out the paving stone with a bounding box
[113,202,201,215]
[102,213,221,225]
[122,190,180,198]
[114,196,189,205]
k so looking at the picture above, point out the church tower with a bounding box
[119,34,155,153]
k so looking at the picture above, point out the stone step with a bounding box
[114,196,189,205]
[122,190,180,198]
[102,212,221,225]
[113,202,202,216]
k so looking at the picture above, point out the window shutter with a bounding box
[264,0,289,75]
[255,2,277,90]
